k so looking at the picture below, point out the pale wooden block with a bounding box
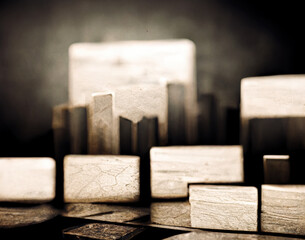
[261,184,305,235]
[151,201,191,227]
[189,185,258,231]
[150,146,244,198]
[69,40,197,144]
[88,92,114,154]
[0,158,56,203]
[263,155,290,184]
[64,155,140,203]
[240,75,305,150]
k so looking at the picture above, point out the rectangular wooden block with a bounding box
[263,155,290,184]
[190,185,258,231]
[69,40,197,144]
[150,146,244,198]
[64,155,140,203]
[261,184,305,235]
[151,201,191,227]
[0,158,56,202]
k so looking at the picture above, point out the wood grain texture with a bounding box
[150,146,244,198]
[189,185,258,231]
[263,155,290,184]
[0,158,56,203]
[69,40,197,144]
[63,223,145,240]
[151,201,191,227]
[261,184,305,235]
[64,155,140,203]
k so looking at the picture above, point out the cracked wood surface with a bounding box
[64,155,140,203]
[150,146,244,198]
[0,158,56,203]
[261,184,305,236]
[69,40,197,145]
[189,185,258,231]
[151,201,191,227]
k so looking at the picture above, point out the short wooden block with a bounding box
[263,155,290,184]
[150,146,244,198]
[261,185,305,236]
[69,40,197,145]
[0,158,56,203]
[151,201,191,227]
[63,223,145,240]
[64,155,140,203]
[189,185,258,231]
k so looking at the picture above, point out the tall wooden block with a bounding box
[0,158,56,203]
[64,155,140,203]
[150,146,244,198]
[263,155,290,184]
[69,105,88,154]
[261,185,305,236]
[69,40,197,144]
[151,201,191,227]
[190,185,258,231]
[88,93,114,154]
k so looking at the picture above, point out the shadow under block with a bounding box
[189,185,258,232]
[88,93,114,154]
[150,146,244,198]
[240,75,305,152]
[261,185,305,236]
[150,201,191,227]
[63,223,145,240]
[69,40,197,144]
[0,158,56,203]
[64,155,140,203]
[263,155,290,184]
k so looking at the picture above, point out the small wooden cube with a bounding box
[261,184,305,235]
[190,185,258,231]
[263,155,290,184]
[0,158,56,203]
[64,155,140,203]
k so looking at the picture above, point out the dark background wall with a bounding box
[0,0,304,156]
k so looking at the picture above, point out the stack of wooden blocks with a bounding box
[1,40,305,240]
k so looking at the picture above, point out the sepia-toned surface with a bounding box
[261,184,305,235]
[150,146,244,198]
[0,158,56,203]
[69,40,197,144]
[64,155,140,203]
[151,201,191,227]
[190,185,258,231]
[263,155,290,184]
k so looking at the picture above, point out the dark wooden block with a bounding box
[263,155,290,184]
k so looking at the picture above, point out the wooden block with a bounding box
[150,146,244,198]
[263,155,290,184]
[69,105,88,154]
[69,40,197,144]
[64,155,140,203]
[88,92,114,154]
[63,203,115,218]
[63,223,145,240]
[151,201,191,227]
[261,184,305,236]
[0,205,58,228]
[0,158,56,203]
[119,117,133,155]
[190,185,258,231]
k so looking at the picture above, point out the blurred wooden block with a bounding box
[69,105,88,154]
[263,155,290,184]
[64,155,140,203]
[190,185,258,231]
[150,146,244,198]
[69,40,197,144]
[88,92,114,154]
[151,201,191,227]
[63,223,145,240]
[261,185,305,236]
[0,158,56,203]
